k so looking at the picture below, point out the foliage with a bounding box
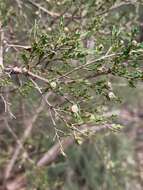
[0,0,143,190]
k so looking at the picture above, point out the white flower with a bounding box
[64,27,69,33]
[107,81,112,89]
[71,104,79,113]
[108,92,116,99]
[120,40,124,45]
[132,40,138,46]
[98,66,106,72]
[47,27,52,32]
[50,81,57,89]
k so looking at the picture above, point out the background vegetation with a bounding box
[0,0,143,189]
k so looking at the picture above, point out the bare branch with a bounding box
[4,66,50,84]
[26,0,70,18]
[4,100,46,180]
[0,21,4,72]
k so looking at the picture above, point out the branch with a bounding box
[55,52,121,81]
[26,0,71,19]
[0,21,4,71]
[4,100,46,180]
[4,66,50,84]
[37,124,118,167]
[3,53,120,85]
[96,1,136,17]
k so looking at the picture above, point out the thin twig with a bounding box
[37,124,116,167]
[55,52,121,81]
[4,119,34,180]
[4,100,45,180]
[0,21,4,71]
[26,0,70,18]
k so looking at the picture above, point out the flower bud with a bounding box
[132,40,138,46]
[108,91,116,99]
[50,81,57,89]
[71,104,79,113]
